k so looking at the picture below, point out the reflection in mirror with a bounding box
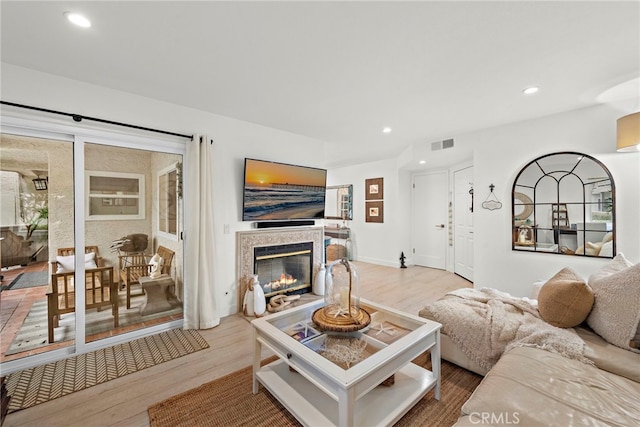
[512,152,615,258]
[325,185,353,220]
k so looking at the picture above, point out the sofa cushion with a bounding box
[537,268,594,328]
[56,252,97,273]
[587,254,640,353]
[576,326,640,383]
[455,346,640,427]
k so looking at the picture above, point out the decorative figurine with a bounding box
[399,252,407,268]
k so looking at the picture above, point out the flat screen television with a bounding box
[242,158,327,221]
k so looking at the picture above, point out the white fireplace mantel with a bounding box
[236,226,324,311]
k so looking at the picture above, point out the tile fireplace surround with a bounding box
[236,226,324,311]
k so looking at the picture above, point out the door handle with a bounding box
[435,224,445,229]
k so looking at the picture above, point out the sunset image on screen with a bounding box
[243,159,327,221]
[245,160,326,187]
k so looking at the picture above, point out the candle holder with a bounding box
[312,258,371,332]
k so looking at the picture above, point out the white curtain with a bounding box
[183,135,219,329]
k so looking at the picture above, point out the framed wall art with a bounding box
[365,201,384,223]
[365,177,384,200]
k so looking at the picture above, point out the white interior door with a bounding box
[413,171,448,269]
[454,166,474,281]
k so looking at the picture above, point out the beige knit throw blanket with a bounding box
[424,288,593,370]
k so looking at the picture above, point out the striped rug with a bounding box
[6,328,209,412]
[7,295,183,355]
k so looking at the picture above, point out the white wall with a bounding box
[347,101,639,299]
[467,103,640,297]
[326,158,411,267]
[3,63,638,312]
[1,63,327,318]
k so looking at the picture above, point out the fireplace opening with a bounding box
[254,242,313,300]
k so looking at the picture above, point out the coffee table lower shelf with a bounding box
[255,359,436,426]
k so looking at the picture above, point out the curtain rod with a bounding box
[1,100,193,140]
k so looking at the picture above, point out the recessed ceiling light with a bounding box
[382,127,392,134]
[523,86,539,95]
[419,160,426,164]
[64,12,91,28]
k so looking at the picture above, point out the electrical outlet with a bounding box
[223,224,230,234]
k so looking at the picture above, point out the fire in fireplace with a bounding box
[254,242,313,298]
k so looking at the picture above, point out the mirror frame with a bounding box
[325,184,353,220]
[512,152,615,257]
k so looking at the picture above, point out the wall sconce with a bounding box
[617,112,640,152]
[32,176,48,191]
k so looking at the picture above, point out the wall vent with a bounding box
[430,138,455,151]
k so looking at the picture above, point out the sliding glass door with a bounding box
[1,123,185,370]
[83,143,183,343]
[1,133,76,360]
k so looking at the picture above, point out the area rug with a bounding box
[148,353,482,427]
[6,328,209,412]
[6,293,183,355]
[7,271,48,290]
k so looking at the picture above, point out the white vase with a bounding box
[243,277,255,316]
[253,275,266,316]
[313,264,326,296]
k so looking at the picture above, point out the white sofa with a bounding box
[419,254,640,426]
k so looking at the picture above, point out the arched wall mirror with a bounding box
[512,152,615,258]
[325,184,353,220]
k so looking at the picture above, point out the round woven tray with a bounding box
[312,305,371,332]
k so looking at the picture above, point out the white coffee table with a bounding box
[252,298,441,427]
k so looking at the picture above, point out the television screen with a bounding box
[242,158,327,221]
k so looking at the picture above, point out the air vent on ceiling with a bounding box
[430,138,455,151]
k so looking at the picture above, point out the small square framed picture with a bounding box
[365,201,384,223]
[365,177,384,200]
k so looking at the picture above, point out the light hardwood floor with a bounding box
[2,261,471,427]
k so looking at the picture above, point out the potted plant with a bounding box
[21,193,48,240]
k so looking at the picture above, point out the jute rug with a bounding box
[148,352,482,427]
[6,328,209,412]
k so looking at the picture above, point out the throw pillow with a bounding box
[599,240,614,258]
[537,267,594,328]
[56,252,98,273]
[56,254,75,273]
[530,280,546,300]
[589,252,633,279]
[149,254,164,279]
[587,254,640,353]
[85,252,98,269]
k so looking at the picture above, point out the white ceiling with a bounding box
[1,1,639,168]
